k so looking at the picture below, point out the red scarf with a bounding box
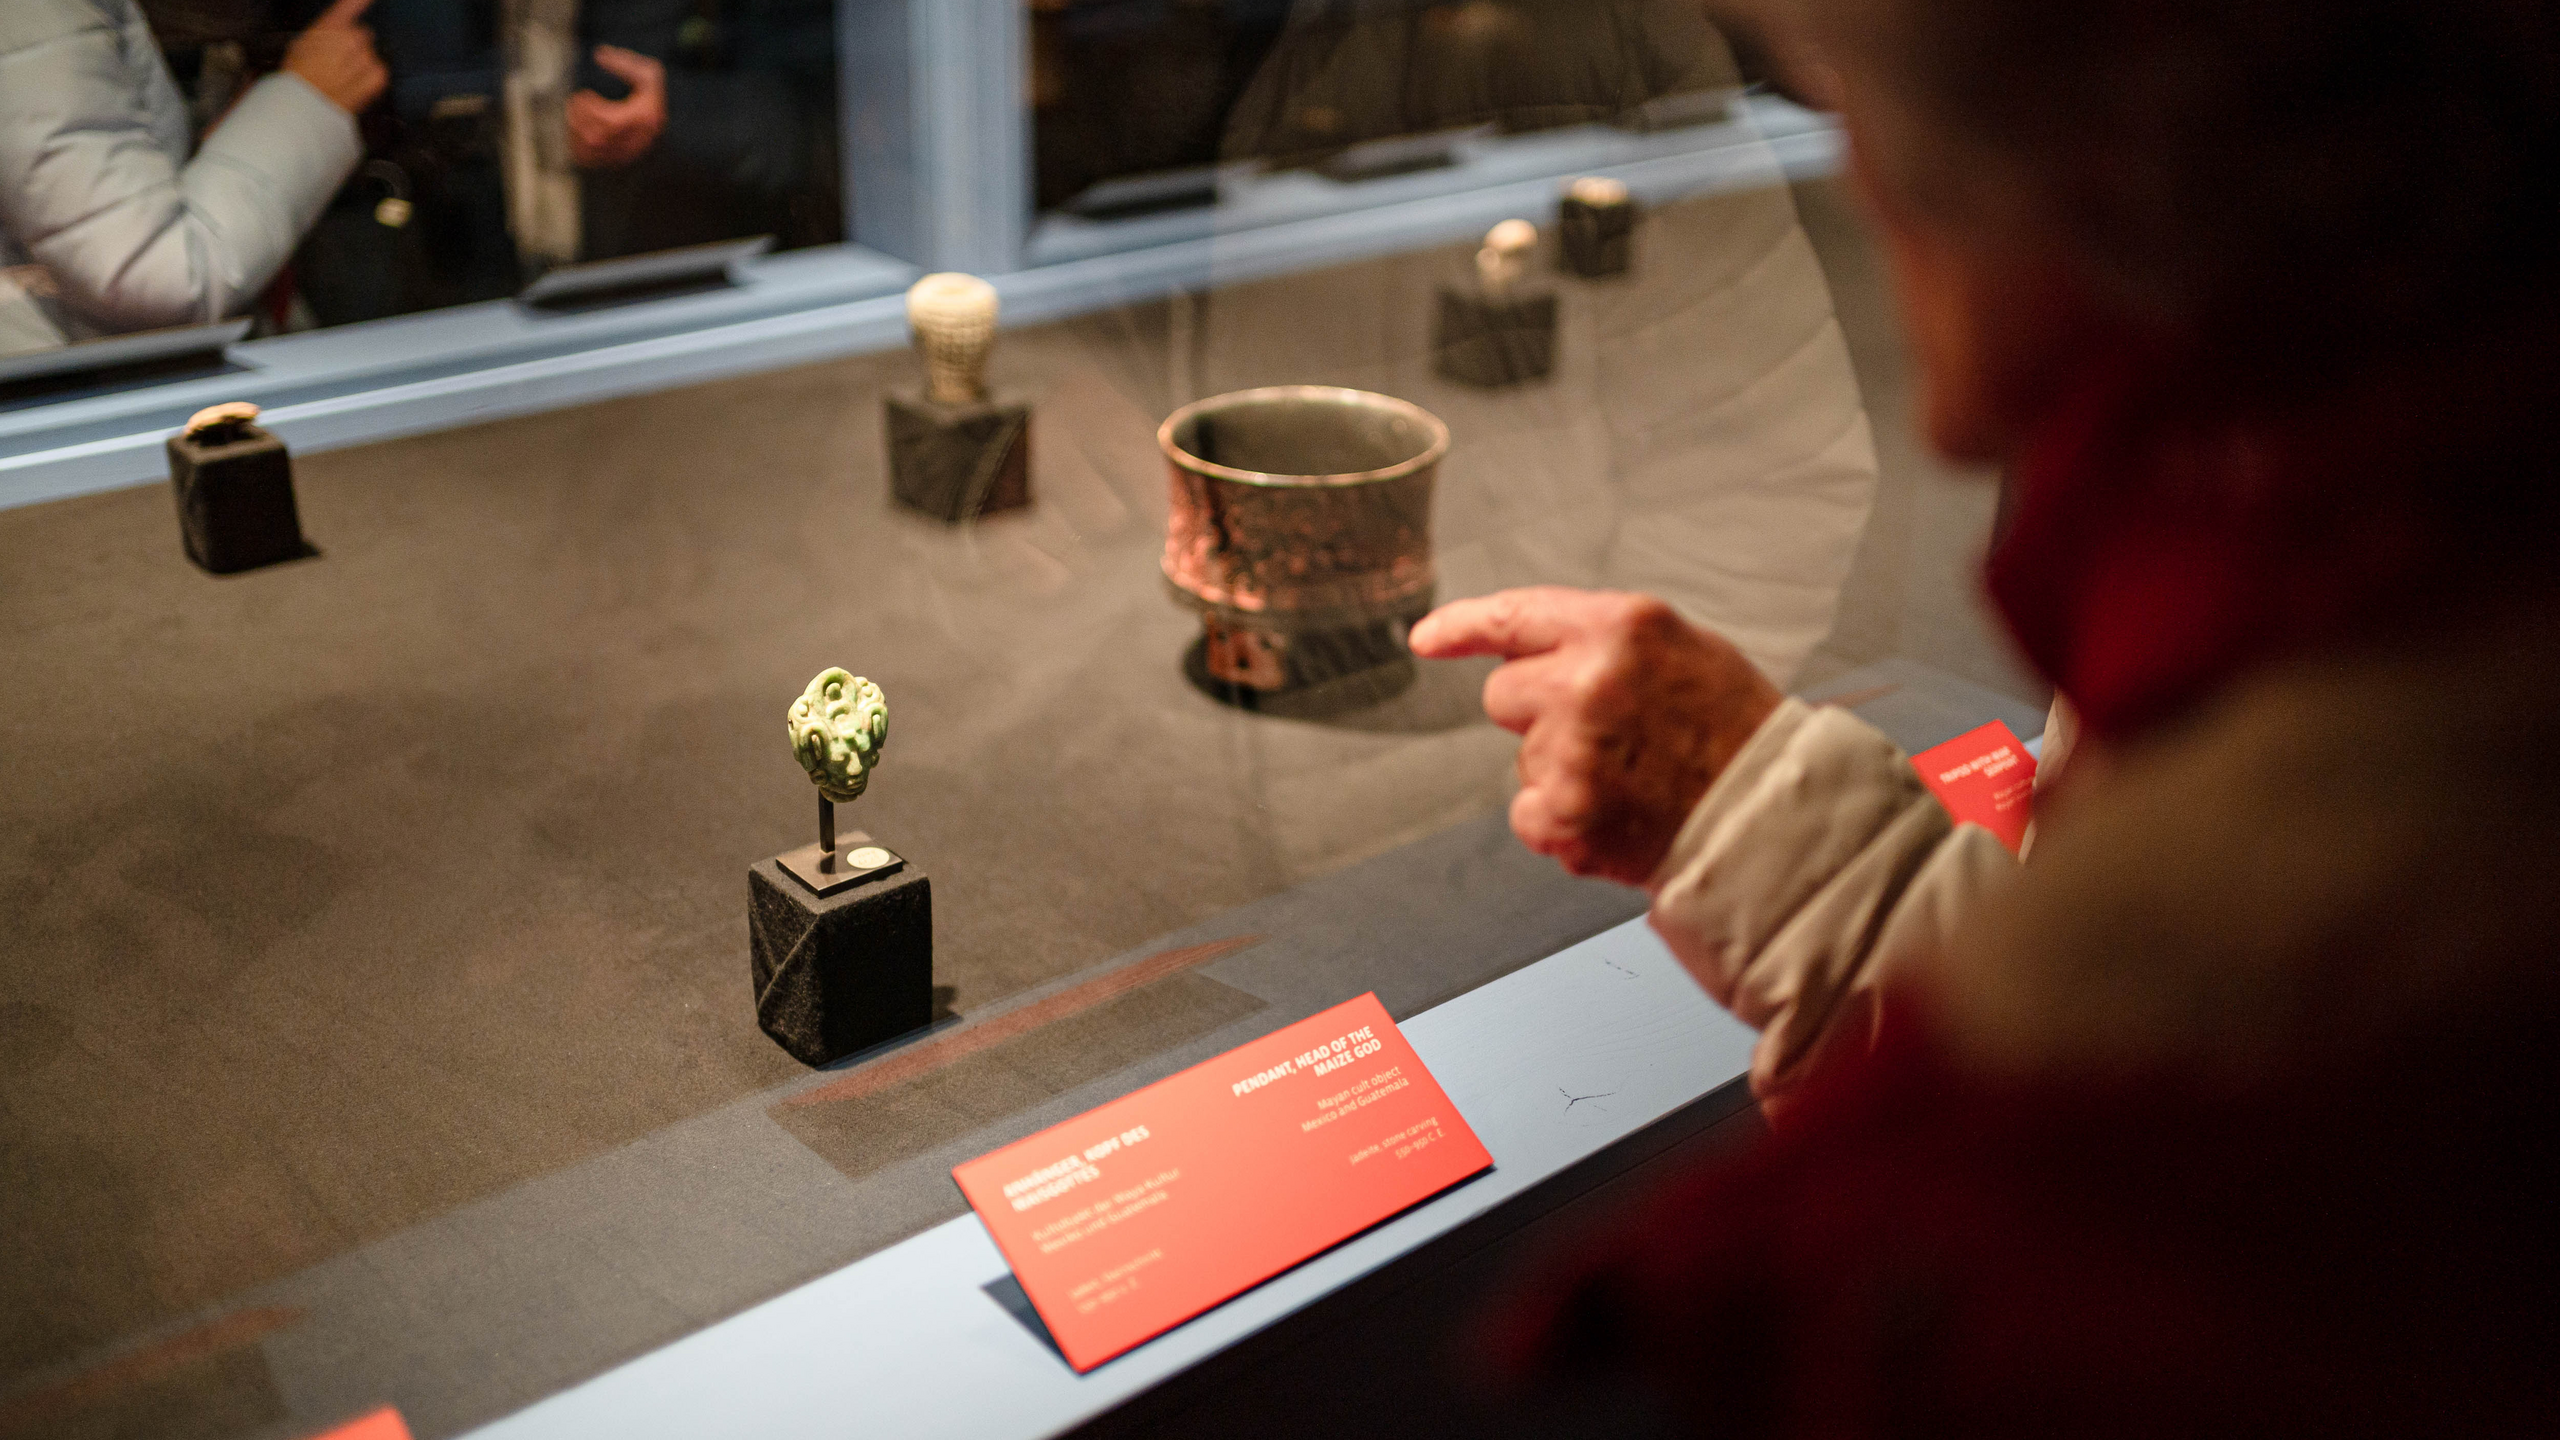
[1983,361,2444,742]
[1982,344,2549,743]
[1488,997,2560,1437]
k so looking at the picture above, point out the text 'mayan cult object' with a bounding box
[166,402,311,574]
[1435,219,1558,387]
[1911,720,2039,854]
[954,992,1491,1372]
[749,668,933,1066]
[887,272,1032,523]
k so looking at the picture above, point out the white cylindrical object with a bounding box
[1567,175,1630,208]
[1477,218,1537,296]
[185,401,261,438]
[907,273,1000,406]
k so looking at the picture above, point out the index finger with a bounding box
[1408,586,1615,661]
[316,0,375,26]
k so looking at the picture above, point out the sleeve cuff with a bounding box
[1647,696,1818,893]
[1644,697,1961,1090]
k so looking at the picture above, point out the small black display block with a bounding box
[748,857,933,1066]
[886,393,1032,523]
[1559,194,1637,278]
[1433,287,1558,388]
[166,420,310,573]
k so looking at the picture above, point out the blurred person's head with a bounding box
[1745,0,2560,465]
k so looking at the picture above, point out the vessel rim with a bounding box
[1157,385,1451,489]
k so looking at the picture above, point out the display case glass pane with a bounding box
[1032,0,1739,217]
[0,8,2040,1436]
[147,0,844,330]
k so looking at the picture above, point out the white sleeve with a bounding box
[0,14,358,331]
[1646,698,2016,1101]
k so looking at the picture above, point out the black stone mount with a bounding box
[1559,192,1638,279]
[1434,285,1559,388]
[886,392,1032,524]
[166,418,313,574]
[748,848,933,1067]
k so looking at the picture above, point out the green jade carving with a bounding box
[787,668,888,867]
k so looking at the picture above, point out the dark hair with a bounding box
[1782,0,2560,368]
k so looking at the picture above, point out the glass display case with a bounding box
[146,0,845,328]
[1031,0,1733,217]
[0,5,2041,1436]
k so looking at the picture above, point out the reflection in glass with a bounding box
[147,0,844,328]
[1032,0,1734,215]
[0,10,1918,1434]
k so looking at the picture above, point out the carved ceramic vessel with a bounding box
[1159,386,1449,688]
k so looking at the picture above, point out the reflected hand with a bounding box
[284,0,388,116]
[1409,587,1782,887]
[567,46,668,170]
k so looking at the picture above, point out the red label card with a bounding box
[1912,720,2038,854]
[308,1409,411,1440]
[953,993,1491,1372]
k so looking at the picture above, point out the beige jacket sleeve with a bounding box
[1646,698,2018,1101]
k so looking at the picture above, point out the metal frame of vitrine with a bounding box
[0,0,1839,513]
[840,0,1032,278]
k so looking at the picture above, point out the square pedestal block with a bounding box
[1434,287,1558,388]
[748,857,932,1066]
[1560,194,1637,278]
[167,422,310,574]
[886,393,1032,523]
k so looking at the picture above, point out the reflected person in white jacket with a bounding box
[0,0,387,355]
